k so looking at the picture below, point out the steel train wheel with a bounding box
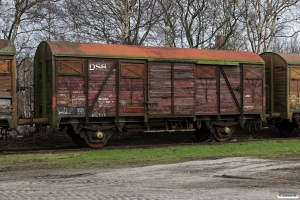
[70,134,89,148]
[66,127,89,148]
[194,128,211,142]
[275,121,294,137]
[83,129,113,149]
[212,125,234,142]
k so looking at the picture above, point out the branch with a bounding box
[16,57,30,68]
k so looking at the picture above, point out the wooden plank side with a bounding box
[0,61,12,119]
[243,79,263,112]
[0,76,11,92]
[242,65,264,113]
[57,61,84,75]
[289,67,300,112]
[88,59,116,116]
[290,66,300,79]
[55,59,86,117]
[119,78,144,114]
[0,108,12,116]
[173,64,195,114]
[149,63,171,114]
[0,98,12,116]
[56,75,85,116]
[57,76,85,91]
[0,91,11,97]
[273,66,287,112]
[195,78,218,114]
[220,66,241,113]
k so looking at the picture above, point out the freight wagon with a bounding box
[260,52,300,136]
[33,41,265,148]
[0,39,17,133]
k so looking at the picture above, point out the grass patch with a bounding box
[1,140,300,171]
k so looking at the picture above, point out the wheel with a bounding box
[212,125,234,142]
[83,129,113,148]
[194,128,211,142]
[275,121,294,137]
[66,126,89,148]
[69,133,89,147]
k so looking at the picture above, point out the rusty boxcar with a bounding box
[0,39,17,132]
[260,52,300,136]
[34,41,265,148]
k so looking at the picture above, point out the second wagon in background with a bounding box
[261,52,300,136]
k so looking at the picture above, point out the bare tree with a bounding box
[0,0,62,119]
[236,0,300,53]
[17,56,34,118]
[1,0,47,41]
[0,0,60,57]
[65,0,162,45]
[157,0,179,47]
[34,1,72,41]
[272,33,300,53]
[211,0,244,50]
[158,0,241,49]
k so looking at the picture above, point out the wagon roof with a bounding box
[0,39,16,56]
[41,41,263,65]
[260,52,300,65]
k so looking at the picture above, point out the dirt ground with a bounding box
[0,126,299,199]
[0,157,299,200]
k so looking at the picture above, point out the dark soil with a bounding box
[0,124,299,150]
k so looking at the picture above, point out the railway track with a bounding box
[1,136,299,156]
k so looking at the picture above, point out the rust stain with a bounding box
[46,41,264,65]
[123,107,144,113]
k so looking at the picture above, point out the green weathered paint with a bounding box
[0,40,15,55]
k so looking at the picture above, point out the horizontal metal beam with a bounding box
[143,129,195,133]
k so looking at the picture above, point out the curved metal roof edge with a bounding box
[42,41,264,65]
[0,39,16,56]
[260,52,300,65]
